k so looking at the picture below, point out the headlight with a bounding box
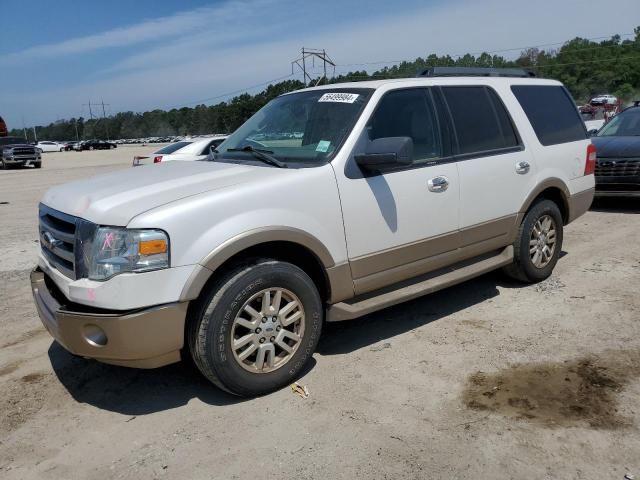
[85,227,169,280]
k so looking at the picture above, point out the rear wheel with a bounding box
[503,199,563,283]
[188,259,323,396]
[89,146,94,151]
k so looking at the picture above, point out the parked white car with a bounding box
[132,136,228,166]
[32,68,595,397]
[590,94,617,105]
[36,141,64,152]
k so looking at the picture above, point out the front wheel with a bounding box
[503,199,564,283]
[188,259,323,396]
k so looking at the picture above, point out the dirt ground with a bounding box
[1,146,639,479]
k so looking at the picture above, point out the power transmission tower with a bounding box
[291,48,336,87]
[82,100,111,139]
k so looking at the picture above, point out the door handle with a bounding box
[515,161,530,175]
[428,176,449,192]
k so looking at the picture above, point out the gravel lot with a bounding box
[1,146,639,479]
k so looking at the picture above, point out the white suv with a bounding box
[31,68,595,396]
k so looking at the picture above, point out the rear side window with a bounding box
[511,85,587,146]
[156,141,192,154]
[442,86,519,155]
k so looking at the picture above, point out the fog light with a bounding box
[83,324,108,347]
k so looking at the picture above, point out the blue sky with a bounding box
[1,0,638,128]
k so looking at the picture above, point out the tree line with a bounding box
[10,28,640,142]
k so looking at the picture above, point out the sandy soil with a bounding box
[0,146,639,479]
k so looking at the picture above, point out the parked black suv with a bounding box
[592,105,640,197]
[0,136,42,169]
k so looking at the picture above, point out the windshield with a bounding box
[214,88,373,166]
[597,110,640,136]
[0,137,27,146]
[155,141,192,154]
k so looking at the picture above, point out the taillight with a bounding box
[153,155,163,163]
[584,144,596,175]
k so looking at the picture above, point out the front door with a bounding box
[335,88,460,295]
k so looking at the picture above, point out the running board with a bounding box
[327,245,513,322]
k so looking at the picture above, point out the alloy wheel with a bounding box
[529,214,557,268]
[231,287,305,373]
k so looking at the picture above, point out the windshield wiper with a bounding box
[225,146,288,168]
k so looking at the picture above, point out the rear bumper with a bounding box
[30,268,187,368]
[567,187,595,223]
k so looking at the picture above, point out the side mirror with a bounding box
[587,129,598,137]
[354,136,414,170]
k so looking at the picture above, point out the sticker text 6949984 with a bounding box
[318,93,360,104]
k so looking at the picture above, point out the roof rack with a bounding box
[417,67,536,78]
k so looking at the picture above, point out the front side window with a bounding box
[366,88,442,163]
[443,86,518,155]
[215,89,373,166]
[511,85,587,146]
[597,110,640,137]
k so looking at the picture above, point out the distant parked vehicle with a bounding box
[132,136,227,166]
[74,139,117,151]
[592,103,640,197]
[0,136,41,169]
[590,94,617,106]
[62,141,77,151]
[37,141,64,152]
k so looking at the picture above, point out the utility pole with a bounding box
[22,117,27,141]
[291,48,336,87]
[74,119,79,142]
[100,99,110,140]
[32,126,38,143]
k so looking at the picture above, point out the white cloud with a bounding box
[0,0,278,61]
[3,0,638,126]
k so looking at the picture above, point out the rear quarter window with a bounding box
[511,85,587,146]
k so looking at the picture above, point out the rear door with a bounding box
[442,85,536,252]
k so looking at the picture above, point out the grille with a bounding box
[595,157,640,177]
[39,205,77,279]
[13,146,37,157]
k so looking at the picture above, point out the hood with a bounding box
[42,160,283,225]
[592,136,640,158]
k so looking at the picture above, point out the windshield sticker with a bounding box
[316,140,331,153]
[318,93,359,104]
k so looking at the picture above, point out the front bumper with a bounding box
[595,176,640,197]
[30,268,187,368]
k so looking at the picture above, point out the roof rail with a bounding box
[417,67,536,78]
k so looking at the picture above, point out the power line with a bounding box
[334,32,637,68]
[161,73,296,110]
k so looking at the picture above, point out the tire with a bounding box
[34,162,42,169]
[503,199,563,283]
[59,148,63,152]
[89,146,94,151]
[188,259,323,396]
[1,160,7,170]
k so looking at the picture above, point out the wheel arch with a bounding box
[180,227,353,305]
[520,178,570,225]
